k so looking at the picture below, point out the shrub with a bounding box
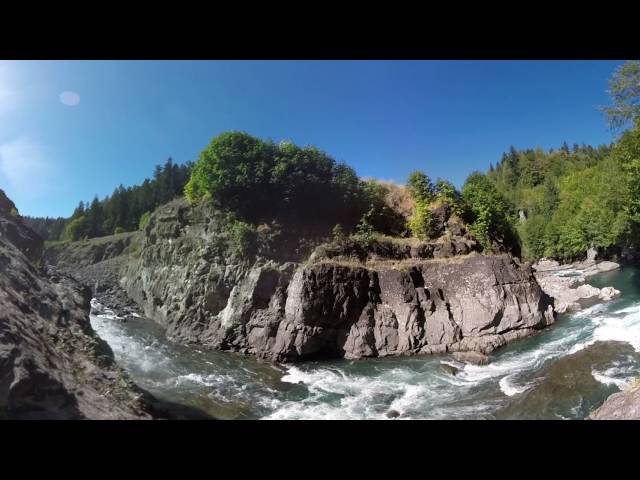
[114,226,126,234]
[462,172,518,253]
[229,219,257,257]
[138,211,151,231]
[434,178,464,216]
[407,171,434,203]
[332,224,345,243]
[354,217,375,249]
[63,216,87,242]
[407,199,434,240]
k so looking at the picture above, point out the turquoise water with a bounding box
[90,267,640,419]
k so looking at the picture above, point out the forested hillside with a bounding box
[24,158,192,241]
[485,122,640,261]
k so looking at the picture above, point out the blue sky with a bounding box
[0,60,623,218]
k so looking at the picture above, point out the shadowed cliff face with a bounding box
[108,198,553,363]
[0,189,153,419]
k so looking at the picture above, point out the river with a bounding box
[89,266,640,419]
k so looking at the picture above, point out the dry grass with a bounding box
[365,178,415,220]
[372,233,424,247]
[311,252,478,271]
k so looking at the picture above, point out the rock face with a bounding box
[103,198,555,362]
[0,189,152,419]
[590,385,640,420]
[44,231,143,319]
[0,189,42,262]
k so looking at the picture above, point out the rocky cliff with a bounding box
[0,189,152,419]
[103,197,554,362]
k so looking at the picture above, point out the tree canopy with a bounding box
[26,157,193,241]
[601,60,640,131]
[185,132,379,233]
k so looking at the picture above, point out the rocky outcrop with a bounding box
[109,198,555,363]
[0,189,42,262]
[590,384,640,420]
[533,259,621,313]
[0,189,152,419]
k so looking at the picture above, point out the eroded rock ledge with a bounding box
[109,198,555,363]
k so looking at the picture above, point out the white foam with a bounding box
[269,366,443,420]
[90,314,173,374]
[499,374,533,396]
[589,306,640,352]
[591,368,633,390]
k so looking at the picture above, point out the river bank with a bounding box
[88,265,640,419]
[532,258,621,314]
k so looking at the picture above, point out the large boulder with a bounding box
[590,385,640,420]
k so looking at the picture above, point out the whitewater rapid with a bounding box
[89,268,640,419]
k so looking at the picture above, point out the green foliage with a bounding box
[357,179,406,236]
[407,171,434,202]
[185,131,377,233]
[9,207,18,217]
[185,132,275,214]
[485,122,638,261]
[407,199,434,240]
[228,219,257,257]
[518,214,548,261]
[114,226,126,234]
[22,216,67,241]
[63,216,87,242]
[434,178,464,215]
[354,216,375,249]
[462,172,517,253]
[601,60,640,131]
[332,224,345,243]
[613,119,640,226]
[26,158,192,241]
[138,211,151,231]
[484,138,624,260]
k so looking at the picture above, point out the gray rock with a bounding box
[590,385,640,420]
[518,210,527,223]
[0,196,153,419]
[440,362,460,376]
[533,263,620,314]
[452,351,490,365]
